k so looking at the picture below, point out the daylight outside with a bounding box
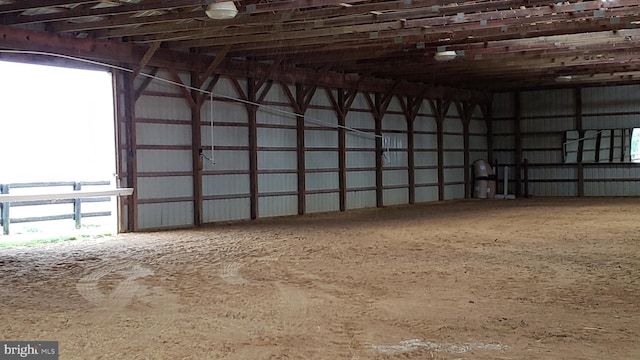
[0,60,117,246]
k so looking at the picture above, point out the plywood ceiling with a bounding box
[1,0,640,91]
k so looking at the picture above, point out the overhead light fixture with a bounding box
[555,75,573,82]
[206,1,238,20]
[434,50,457,61]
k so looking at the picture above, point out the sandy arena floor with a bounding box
[1,198,639,359]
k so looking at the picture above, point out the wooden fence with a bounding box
[0,181,112,235]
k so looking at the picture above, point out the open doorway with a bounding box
[0,60,117,245]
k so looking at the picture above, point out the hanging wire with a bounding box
[0,50,382,141]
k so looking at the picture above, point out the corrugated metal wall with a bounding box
[582,85,640,196]
[306,89,340,213]
[443,105,465,199]
[201,77,251,222]
[134,70,194,229]
[413,102,439,202]
[257,83,299,217]
[345,93,377,209]
[382,97,409,206]
[124,69,490,229]
[492,85,640,197]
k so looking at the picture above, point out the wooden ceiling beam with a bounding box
[1,0,206,25]
[0,1,98,14]
[0,23,490,103]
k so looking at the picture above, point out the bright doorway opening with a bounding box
[0,60,117,246]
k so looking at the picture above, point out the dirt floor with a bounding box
[1,197,639,359]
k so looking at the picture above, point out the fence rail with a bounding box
[0,181,112,235]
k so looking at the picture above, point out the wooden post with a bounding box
[73,182,82,229]
[483,103,494,164]
[191,72,203,226]
[575,87,584,197]
[514,92,522,198]
[295,84,307,216]
[374,93,384,207]
[337,90,347,212]
[1,184,9,235]
[523,158,529,198]
[407,102,416,204]
[248,79,259,220]
[123,71,138,231]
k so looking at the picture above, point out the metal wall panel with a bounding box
[306,151,338,169]
[203,198,251,222]
[137,176,193,200]
[346,190,376,209]
[203,98,248,124]
[136,96,191,121]
[347,171,376,188]
[492,92,514,118]
[414,115,437,132]
[203,174,250,196]
[521,89,574,117]
[443,152,464,166]
[415,169,438,183]
[521,117,575,132]
[382,113,407,130]
[207,150,249,171]
[306,172,339,191]
[306,193,340,213]
[346,110,375,130]
[137,150,192,173]
[215,77,247,98]
[387,96,403,113]
[259,195,298,217]
[443,134,463,149]
[258,151,298,170]
[583,114,638,130]
[136,123,191,146]
[582,84,640,114]
[306,108,338,128]
[257,128,297,147]
[382,170,408,186]
[383,188,409,206]
[257,106,297,127]
[444,184,465,199]
[138,201,194,229]
[306,129,338,148]
[309,88,334,107]
[415,186,438,202]
[202,125,249,147]
[346,151,375,168]
[350,93,371,110]
[414,151,438,166]
[258,173,297,193]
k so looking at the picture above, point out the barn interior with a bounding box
[1,1,640,359]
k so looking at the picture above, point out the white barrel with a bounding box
[474,179,488,199]
[473,160,488,178]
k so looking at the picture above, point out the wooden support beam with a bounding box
[430,99,449,201]
[191,71,203,226]
[514,91,522,198]
[255,55,284,92]
[295,83,311,216]
[0,24,490,103]
[374,93,384,208]
[326,88,348,212]
[168,68,197,109]
[122,71,138,231]
[134,67,159,101]
[247,79,259,220]
[457,102,475,199]
[134,41,161,76]
[575,87,584,197]
[337,89,347,212]
[198,43,232,89]
[481,103,494,164]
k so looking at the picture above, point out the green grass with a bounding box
[0,233,111,247]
